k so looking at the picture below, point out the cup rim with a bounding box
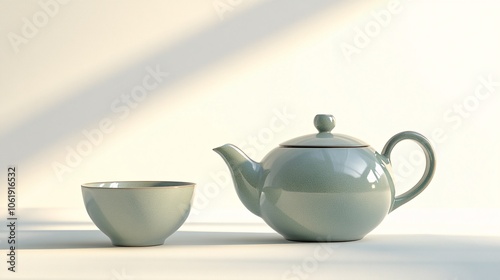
[81,181,195,189]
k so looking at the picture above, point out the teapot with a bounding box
[214,114,435,241]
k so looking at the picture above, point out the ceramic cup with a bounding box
[81,181,195,246]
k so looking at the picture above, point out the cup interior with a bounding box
[82,181,194,189]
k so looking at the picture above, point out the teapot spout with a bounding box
[213,144,263,217]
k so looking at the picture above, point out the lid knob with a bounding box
[314,114,335,133]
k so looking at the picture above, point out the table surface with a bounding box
[1,221,500,280]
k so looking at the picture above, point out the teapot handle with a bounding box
[381,131,436,212]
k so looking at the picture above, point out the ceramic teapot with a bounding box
[214,114,435,241]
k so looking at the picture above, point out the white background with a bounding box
[1,0,500,232]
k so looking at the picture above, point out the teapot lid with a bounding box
[280,114,369,148]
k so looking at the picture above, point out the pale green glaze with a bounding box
[81,181,194,246]
[214,114,435,242]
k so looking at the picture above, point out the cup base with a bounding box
[112,243,164,247]
[285,237,363,242]
[110,239,166,247]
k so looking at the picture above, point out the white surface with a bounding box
[1,222,500,280]
[3,208,500,279]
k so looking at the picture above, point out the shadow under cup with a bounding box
[81,181,195,246]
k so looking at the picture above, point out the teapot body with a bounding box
[259,146,394,241]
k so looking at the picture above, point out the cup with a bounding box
[82,181,195,246]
